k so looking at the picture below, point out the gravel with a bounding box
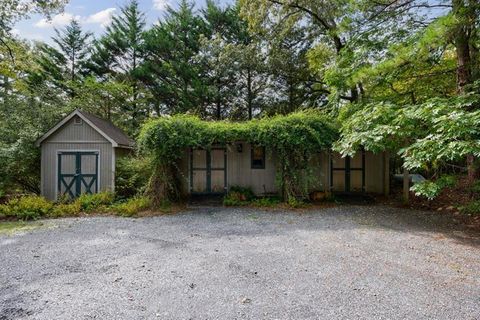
[1,205,479,320]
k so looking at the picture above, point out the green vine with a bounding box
[138,111,338,204]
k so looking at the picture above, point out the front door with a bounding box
[330,151,365,193]
[58,151,99,198]
[190,148,226,194]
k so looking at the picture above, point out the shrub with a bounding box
[251,197,281,207]
[223,186,255,206]
[470,180,480,194]
[287,196,307,208]
[49,202,81,218]
[460,200,480,216]
[0,204,7,219]
[113,196,151,217]
[115,156,152,199]
[2,196,53,220]
[411,175,457,200]
[75,192,114,212]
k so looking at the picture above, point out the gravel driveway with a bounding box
[1,205,479,320]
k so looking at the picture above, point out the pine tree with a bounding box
[87,0,147,131]
[140,0,208,115]
[36,19,92,96]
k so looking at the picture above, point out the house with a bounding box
[179,144,390,197]
[36,110,134,201]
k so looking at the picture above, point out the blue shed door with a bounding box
[58,151,99,198]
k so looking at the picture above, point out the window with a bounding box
[251,145,265,169]
[74,117,83,125]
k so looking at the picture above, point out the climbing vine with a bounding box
[138,111,338,204]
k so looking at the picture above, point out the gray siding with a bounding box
[47,115,106,143]
[226,143,277,195]
[41,116,114,201]
[180,147,389,197]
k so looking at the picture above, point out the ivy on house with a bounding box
[138,110,338,204]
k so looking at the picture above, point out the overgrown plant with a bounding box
[138,111,338,204]
[411,175,457,200]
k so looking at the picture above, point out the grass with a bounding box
[0,221,46,236]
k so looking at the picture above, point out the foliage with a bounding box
[49,202,81,218]
[139,111,338,203]
[0,196,53,220]
[0,0,67,38]
[87,0,148,134]
[460,200,480,216]
[411,175,457,200]
[223,186,281,207]
[113,196,151,217]
[469,180,480,194]
[251,197,281,207]
[76,192,115,212]
[115,155,152,199]
[35,19,92,95]
[335,94,480,171]
[223,186,255,206]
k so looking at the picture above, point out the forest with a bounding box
[0,0,479,211]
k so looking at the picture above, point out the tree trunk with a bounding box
[452,0,478,182]
[403,167,409,204]
[247,68,253,120]
[467,154,478,181]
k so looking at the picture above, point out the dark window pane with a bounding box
[251,146,265,169]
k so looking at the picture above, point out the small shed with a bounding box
[36,109,134,201]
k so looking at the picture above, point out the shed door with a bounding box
[58,151,99,198]
[190,148,226,194]
[330,151,365,193]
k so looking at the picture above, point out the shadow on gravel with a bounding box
[169,205,480,248]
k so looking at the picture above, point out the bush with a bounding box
[2,196,53,220]
[0,204,7,218]
[287,196,307,208]
[115,156,152,199]
[113,197,151,217]
[223,186,255,206]
[411,175,457,200]
[469,180,480,194]
[251,197,281,207]
[460,200,480,216]
[76,192,114,212]
[49,202,81,218]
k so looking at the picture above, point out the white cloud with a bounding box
[84,8,116,28]
[153,0,170,11]
[35,13,80,28]
[34,8,117,30]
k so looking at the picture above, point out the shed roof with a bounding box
[35,109,134,148]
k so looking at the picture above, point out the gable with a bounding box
[44,115,109,144]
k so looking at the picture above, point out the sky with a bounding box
[14,0,234,44]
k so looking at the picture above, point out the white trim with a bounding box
[55,149,101,201]
[36,110,119,147]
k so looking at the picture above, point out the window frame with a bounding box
[251,145,266,169]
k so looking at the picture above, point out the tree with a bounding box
[88,0,147,133]
[36,19,92,96]
[0,40,70,194]
[0,0,67,61]
[140,0,208,115]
